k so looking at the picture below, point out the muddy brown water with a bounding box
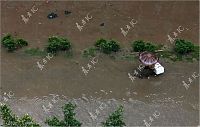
[0,1,199,126]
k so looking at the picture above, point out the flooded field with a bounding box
[0,1,199,126]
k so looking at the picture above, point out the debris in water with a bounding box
[47,12,58,19]
[82,94,89,102]
[100,23,104,26]
[64,10,72,15]
[125,91,131,97]
[128,98,134,102]
[133,92,138,95]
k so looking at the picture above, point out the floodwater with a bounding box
[0,1,199,126]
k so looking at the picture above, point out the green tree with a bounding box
[131,40,145,52]
[45,102,82,127]
[95,39,120,54]
[16,38,28,48]
[1,34,28,52]
[47,36,71,54]
[131,40,158,52]
[102,106,126,127]
[0,104,40,127]
[1,34,17,51]
[174,39,195,54]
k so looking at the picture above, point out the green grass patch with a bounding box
[24,48,47,56]
[82,47,97,58]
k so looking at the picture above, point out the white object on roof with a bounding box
[154,62,164,75]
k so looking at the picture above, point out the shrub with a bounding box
[145,42,157,52]
[1,34,17,51]
[59,37,71,51]
[131,40,159,52]
[0,104,40,127]
[102,105,126,127]
[95,38,107,48]
[45,102,82,127]
[16,38,28,48]
[47,36,71,54]
[131,40,145,52]
[1,34,28,52]
[174,39,195,54]
[95,39,120,54]
[109,40,120,52]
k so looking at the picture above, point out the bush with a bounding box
[1,34,17,51]
[1,34,28,52]
[47,36,71,54]
[145,42,157,52]
[45,102,82,127]
[95,38,107,48]
[95,39,120,54]
[102,106,126,127]
[174,39,195,54]
[131,40,159,52]
[0,104,40,127]
[16,38,28,48]
[109,40,120,52]
[131,40,145,52]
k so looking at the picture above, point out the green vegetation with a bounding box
[191,46,199,60]
[102,106,126,127]
[131,40,145,52]
[46,36,71,54]
[174,39,195,54]
[1,34,16,51]
[82,47,97,58]
[16,38,28,48]
[45,102,82,127]
[157,51,179,62]
[1,34,28,52]
[131,40,161,52]
[1,35,199,62]
[118,54,136,61]
[0,104,40,127]
[64,49,73,59]
[157,39,199,62]
[95,39,120,54]
[24,48,47,56]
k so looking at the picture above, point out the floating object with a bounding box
[154,62,164,75]
[100,23,104,26]
[47,12,58,19]
[64,10,72,15]
[139,51,158,66]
